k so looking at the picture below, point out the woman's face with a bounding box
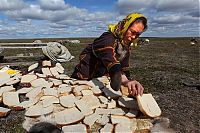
[123,22,144,45]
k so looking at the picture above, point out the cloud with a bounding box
[39,0,66,10]
[0,0,27,11]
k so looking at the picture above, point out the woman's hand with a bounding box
[123,80,144,96]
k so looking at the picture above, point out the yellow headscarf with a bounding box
[108,12,147,46]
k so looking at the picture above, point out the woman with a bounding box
[71,12,148,96]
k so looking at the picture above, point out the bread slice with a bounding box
[81,89,93,96]
[3,92,20,107]
[55,63,64,74]
[20,74,37,83]
[0,86,15,96]
[31,78,53,88]
[107,99,116,109]
[25,87,43,99]
[28,63,39,72]
[42,60,51,67]
[115,123,132,133]
[59,94,77,108]
[111,115,131,125]
[0,107,11,118]
[90,86,102,96]
[25,103,53,117]
[81,95,101,109]
[43,88,58,97]
[75,99,93,116]
[100,123,114,133]
[50,67,59,77]
[136,94,161,118]
[96,114,109,125]
[41,96,59,108]
[42,68,52,76]
[54,107,84,126]
[62,124,87,133]
[83,112,101,127]
[6,78,20,86]
[16,87,34,94]
[0,72,10,85]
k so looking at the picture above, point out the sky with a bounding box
[0,0,199,39]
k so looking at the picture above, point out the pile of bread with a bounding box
[0,60,161,133]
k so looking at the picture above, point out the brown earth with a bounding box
[0,38,199,133]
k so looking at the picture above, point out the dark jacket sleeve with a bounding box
[92,32,121,71]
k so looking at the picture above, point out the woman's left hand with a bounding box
[124,80,144,96]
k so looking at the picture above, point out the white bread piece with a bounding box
[95,108,125,115]
[25,103,53,117]
[25,87,43,99]
[0,72,10,86]
[59,94,77,108]
[54,107,84,126]
[81,89,93,96]
[52,79,62,86]
[42,60,51,67]
[55,63,64,74]
[0,107,11,117]
[125,109,138,118]
[43,88,58,97]
[107,99,116,109]
[0,72,10,81]
[73,80,91,85]
[6,78,20,85]
[20,74,37,83]
[90,86,102,96]
[35,73,46,78]
[16,87,34,94]
[83,112,101,127]
[50,67,59,77]
[73,87,82,96]
[96,114,109,125]
[57,86,71,96]
[31,78,53,88]
[75,99,93,116]
[115,123,132,133]
[41,96,59,108]
[98,96,109,104]
[136,119,153,131]
[81,95,101,109]
[56,74,71,80]
[96,76,110,85]
[53,104,66,113]
[90,79,106,88]
[28,63,39,72]
[95,108,111,115]
[110,108,126,115]
[3,92,20,107]
[100,123,114,133]
[17,99,39,109]
[99,104,107,108]
[0,86,15,96]
[111,115,131,125]
[42,67,52,76]
[136,94,161,118]
[102,84,122,99]
[118,97,139,110]
[62,124,87,133]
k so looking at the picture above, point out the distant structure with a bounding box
[33,40,42,43]
[190,37,198,45]
[57,39,81,44]
[138,38,150,45]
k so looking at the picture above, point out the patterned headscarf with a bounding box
[108,13,147,46]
